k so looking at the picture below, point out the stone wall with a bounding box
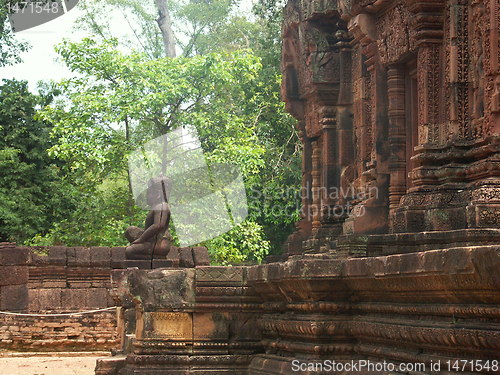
[0,242,209,352]
[0,312,117,351]
[0,243,125,351]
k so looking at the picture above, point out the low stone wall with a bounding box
[0,243,124,351]
[99,245,500,375]
[0,312,117,351]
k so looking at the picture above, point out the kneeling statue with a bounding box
[125,177,171,260]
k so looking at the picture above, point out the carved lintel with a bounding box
[376,3,417,65]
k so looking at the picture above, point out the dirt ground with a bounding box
[0,354,107,375]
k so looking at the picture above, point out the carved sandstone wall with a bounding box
[97,246,500,374]
[281,0,500,254]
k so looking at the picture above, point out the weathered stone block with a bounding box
[192,246,210,266]
[0,247,29,266]
[90,247,111,267]
[48,246,67,266]
[88,288,109,309]
[126,268,195,310]
[0,284,28,311]
[32,288,62,311]
[95,357,126,375]
[179,247,195,268]
[193,312,229,341]
[29,251,49,266]
[111,247,126,268]
[166,246,180,267]
[67,247,91,267]
[122,260,152,269]
[0,266,28,286]
[61,289,89,310]
[152,259,177,268]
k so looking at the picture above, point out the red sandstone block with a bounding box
[61,289,89,310]
[122,260,152,269]
[90,247,111,267]
[28,289,41,311]
[48,246,67,266]
[87,288,109,309]
[34,288,62,311]
[67,247,91,267]
[152,259,178,268]
[111,247,126,268]
[192,246,210,266]
[193,313,229,341]
[345,258,371,277]
[179,247,195,268]
[0,247,29,266]
[0,266,28,286]
[0,284,28,311]
[29,251,49,266]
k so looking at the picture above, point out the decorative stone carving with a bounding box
[376,3,417,65]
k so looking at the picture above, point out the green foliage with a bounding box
[76,0,164,58]
[0,79,75,243]
[40,38,263,179]
[205,220,270,265]
[28,175,145,246]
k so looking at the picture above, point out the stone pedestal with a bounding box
[97,267,261,375]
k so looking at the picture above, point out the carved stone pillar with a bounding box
[387,66,407,228]
[449,0,471,139]
[487,0,499,133]
[341,13,389,235]
[311,140,322,230]
[300,126,312,219]
[320,110,338,209]
[338,42,355,205]
[417,43,442,145]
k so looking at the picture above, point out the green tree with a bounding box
[0,79,75,243]
[37,39,273,262]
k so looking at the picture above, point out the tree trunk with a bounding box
[154,0,176,58]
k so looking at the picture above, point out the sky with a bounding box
[0,5,87,92]
[0,0,256,92]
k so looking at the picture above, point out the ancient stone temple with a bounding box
[281,0,500,252]
[95,0,500,374]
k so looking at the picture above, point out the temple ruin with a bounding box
[1,0,498,374]
[92,0,500,373]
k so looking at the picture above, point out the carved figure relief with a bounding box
[376,3,416,65]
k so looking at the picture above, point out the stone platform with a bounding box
[96,244,500,374]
